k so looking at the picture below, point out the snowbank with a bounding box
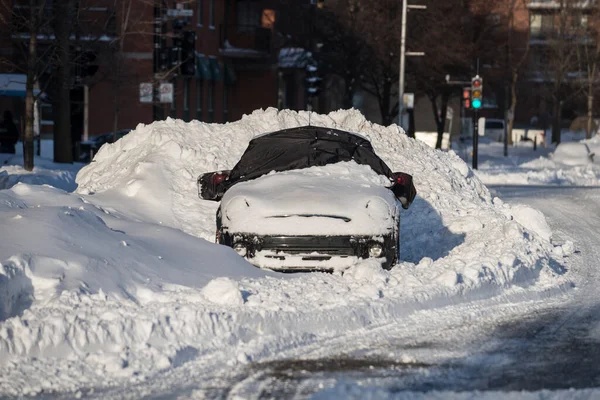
[0,140,80,192]
[0,108,565,396]
[472,135,600,186]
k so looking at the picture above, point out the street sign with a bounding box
[140,83,153,103]
[167,9,193,17]
[403,93,414,109]
[159,82,173,103]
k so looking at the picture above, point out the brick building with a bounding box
[0,0,284,141]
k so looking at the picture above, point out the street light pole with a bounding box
[398,2,426,128]
[398,0,408,127]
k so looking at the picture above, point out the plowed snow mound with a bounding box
[0,109,567,396]
[76,108,559,290]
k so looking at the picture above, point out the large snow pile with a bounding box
[0,108,567,396]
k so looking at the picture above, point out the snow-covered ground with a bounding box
[0,109,577,397]
[0,140,82,192]
[456,133,600,186]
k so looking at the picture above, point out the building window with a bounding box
[223,86,229,122]
[183,78,190,121]
[170,79,177,118]
[237,0,261,31]
[261,9,276,29]
[531,13,553,37]
[197,0,204,26]
[196,79,203,120]
[208,82,214,122]
[530,14,542,36]
[576,14,588,34]
[209,0,214,28]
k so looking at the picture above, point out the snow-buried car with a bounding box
[198,126,416,272]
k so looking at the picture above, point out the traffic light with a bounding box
[462,86,471,109]
[180,30,196,76]
[471,75,483,109]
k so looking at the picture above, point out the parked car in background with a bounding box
[552,142,595,166]
[79,129,132,162]
[198,126,417,272]
[483,119,505,142]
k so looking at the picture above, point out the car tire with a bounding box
[381,222,399,270]
[216,207,223,244]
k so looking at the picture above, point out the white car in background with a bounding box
[198,126,416,272]
[484,119,505,142]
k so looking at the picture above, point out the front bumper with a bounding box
[220,232,394,272]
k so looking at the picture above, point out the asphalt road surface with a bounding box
[225,186,600,399]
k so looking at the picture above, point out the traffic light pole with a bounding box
[473,109,478,170]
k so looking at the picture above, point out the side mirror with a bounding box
[198,170,231,201]
[390,172,416,209]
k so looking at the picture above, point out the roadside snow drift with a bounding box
[472,134,600,186]
[0,108,566,397]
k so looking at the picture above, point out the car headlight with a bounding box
[366,198,391,221]
[368,243,383,258]
[224,197,250,221]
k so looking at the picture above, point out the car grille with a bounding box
[259,236,358,256]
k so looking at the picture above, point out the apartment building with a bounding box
[0,0,282,141]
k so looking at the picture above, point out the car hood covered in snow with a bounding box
[220,161,398,236]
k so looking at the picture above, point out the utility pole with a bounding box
[398,0,407,127]
[398,1,426,128]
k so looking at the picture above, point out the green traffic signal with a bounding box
[472,98,482,109]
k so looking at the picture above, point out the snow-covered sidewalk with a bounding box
[455,134,600,186]
[0,140,83,192]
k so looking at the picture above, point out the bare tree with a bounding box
[0,0,54,171]
[411,0,473,148]
[534,0,586,144]
[504,0,531,145]
[109,0,135,143]
[49,0,76,163]
[577,3,600,139]
[352,0,401,126]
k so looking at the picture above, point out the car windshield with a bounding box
[485,121,504,130]
[225,126,393,187]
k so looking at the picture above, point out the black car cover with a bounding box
[224,126,394,189]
